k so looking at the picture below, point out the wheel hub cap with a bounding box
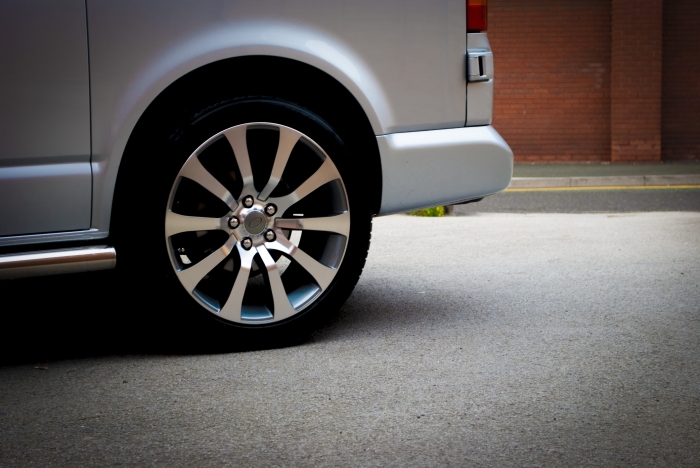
[243,209,267,235]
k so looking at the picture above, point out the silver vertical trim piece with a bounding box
[466,33,495,126]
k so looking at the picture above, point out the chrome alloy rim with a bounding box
[165,123,350,324]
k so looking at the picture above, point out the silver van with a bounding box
[0,0,512,343]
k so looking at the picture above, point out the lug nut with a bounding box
[265,204,277,216]
[242,195,254,208]
[228,216,240,229]
[241,238,253,250]
[264,230,277,242]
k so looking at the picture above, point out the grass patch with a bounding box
[408,206,446,217]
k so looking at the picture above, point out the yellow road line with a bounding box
[505,185,700,192]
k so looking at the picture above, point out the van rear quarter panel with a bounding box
[88,0,466,232]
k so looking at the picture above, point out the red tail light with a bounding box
[467,0,488,32]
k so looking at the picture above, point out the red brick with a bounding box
[489,0,612,162]
[611,0,663,162]
[489,0,698,162]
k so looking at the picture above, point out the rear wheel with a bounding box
[115,99,372,347]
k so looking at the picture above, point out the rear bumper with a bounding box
[377,126,513,215]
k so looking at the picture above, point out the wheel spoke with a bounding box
[266,232,337,290]
[218,243,257,322]
[179,156,237,211]
[257,246,297,322]
[270,158,339,213]
[258,126,301,201]
[165,211,227,238]
[275,212,350,237]
[223,125,255,191]
[176,236,236,293]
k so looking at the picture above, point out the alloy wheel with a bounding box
[165,123,351,324]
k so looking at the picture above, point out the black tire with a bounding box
[113,98,372,350]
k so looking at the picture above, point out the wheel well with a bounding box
[122,55,382,216]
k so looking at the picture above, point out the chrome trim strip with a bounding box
[0,246,116,280]
[0,228,109,247]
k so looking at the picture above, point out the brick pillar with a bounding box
[611,0,663,162]
[662,0,700,160]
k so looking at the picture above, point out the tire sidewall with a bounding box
[115,98,371,345]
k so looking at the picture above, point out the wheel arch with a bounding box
[110,55,383,242]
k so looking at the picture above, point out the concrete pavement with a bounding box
[513,162,700,178]
[1,212,699,467]
[510,162,700,189]
[452,187,700,215]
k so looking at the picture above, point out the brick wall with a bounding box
[611,0,663,162]
[489,0,612,162]
[662,0,700,160]
[489,0,698,163]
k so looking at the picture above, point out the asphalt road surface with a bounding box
[1,209,699,466]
